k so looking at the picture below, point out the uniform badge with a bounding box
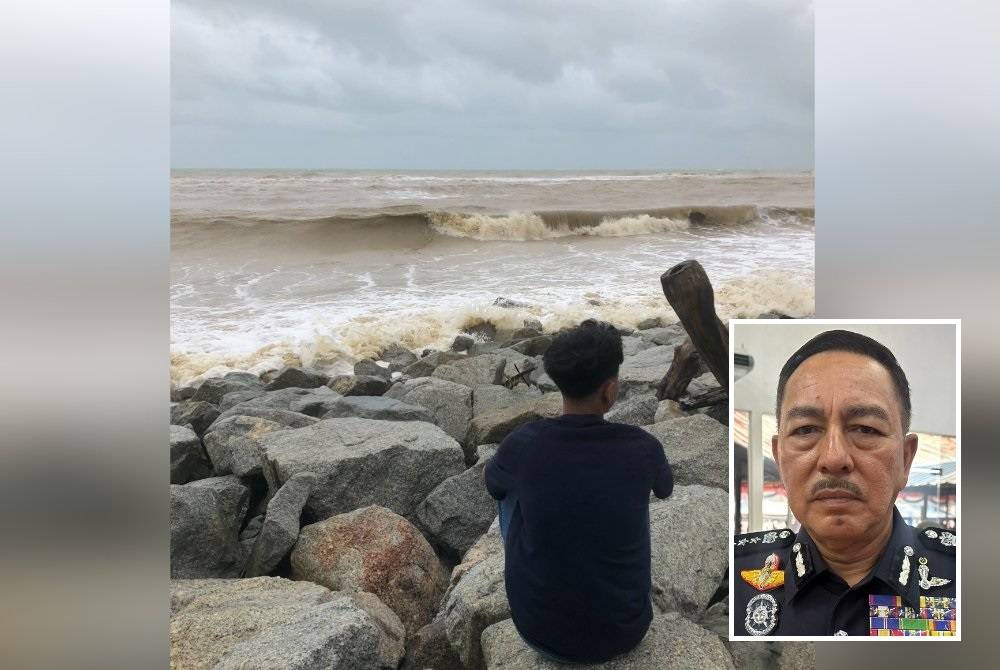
[917,556,952,590]
[744,593,779,635]
[740,552,785,591]
[898,545,914,586]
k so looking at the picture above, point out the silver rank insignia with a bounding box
[899,545,914,586]
[917,556,952,590]
[745,593,779,635]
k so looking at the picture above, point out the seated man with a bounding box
[733,329,957,637]
[484,319,674,663]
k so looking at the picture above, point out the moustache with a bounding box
[810,477,863,499]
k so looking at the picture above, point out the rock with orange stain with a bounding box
[291,505,450,636]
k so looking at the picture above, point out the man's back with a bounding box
[485,413,673,663]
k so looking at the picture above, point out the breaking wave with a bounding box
[169,270,814,387]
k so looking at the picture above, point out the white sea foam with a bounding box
[428,212,690,241]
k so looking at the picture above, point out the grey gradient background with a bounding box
[1,0,997,667]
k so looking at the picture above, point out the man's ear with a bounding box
[603,377,618,411]
[900,432,919,486]
[771,434,783,483]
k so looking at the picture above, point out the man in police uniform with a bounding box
[733,330,957,637]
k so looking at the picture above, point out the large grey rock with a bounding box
[464,392,563,451]
[244,472,316,577]
[480,612,734,670]
[642,414,728,490]
[170,424,212,484]
[355,358,392,380]
[378,342,419,372]
[385,376,473,442]
[685,371,721,398]
[653,399,686,423]
[528,369,558,393]
[220,387,334,414]
[415,459,496,559]
[213,402,319,428]
[401,618,464,670]
[262,418,465,521]
[493,349,537,386]
[439,544,507,670]
[219,388,267,411]
[285,386,343,417]
[621,335,654,357]
[475,443,500,463]
[649,485,728,617]
[604,393,659,427]
[203,415,289,476]
[348,591,407,670]
[171,384,197,402]
[264,366,329,391]
[402,350,467,378]
[170,400,221,437]
[618,345,674,398]
[329,374,392,396]
[451,334,475,352]
[192,375,263,406]
[433,353,507,388]
[727,639,814,670]
[638,325,685,347]
[509,335,552,356]
[291,505,449,636]
[169,577,384,670]
[321,396,435,423]
[170,476,249,578]
[637,316,663,330]
[472,384,542,417]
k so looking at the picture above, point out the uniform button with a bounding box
[835,630,848,636]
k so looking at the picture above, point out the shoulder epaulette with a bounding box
[734,528,795,556]
[917,527,957,555]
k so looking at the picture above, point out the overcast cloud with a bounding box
[172,0,813,169]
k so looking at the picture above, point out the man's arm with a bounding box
[649,439,673,499]
[483,437,517,501]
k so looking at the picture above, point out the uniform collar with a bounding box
[786,506,921,608]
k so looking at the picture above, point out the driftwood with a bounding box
[660,260,729,391]
[503,362,535,389]
[679,387,728,411]
[655,338,701,401]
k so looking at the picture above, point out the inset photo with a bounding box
[729,320,959,640]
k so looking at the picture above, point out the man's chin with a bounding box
[804,508,868,540]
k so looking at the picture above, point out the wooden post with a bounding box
[655,338,701,401]
[660,260,729,391]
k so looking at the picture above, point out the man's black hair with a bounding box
[543,318,624,399]
[776,329,912,430]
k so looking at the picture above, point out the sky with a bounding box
[172,0,813,170]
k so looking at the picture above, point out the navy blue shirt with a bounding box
[484,413,673,663]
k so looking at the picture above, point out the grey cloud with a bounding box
[172,0,813,168]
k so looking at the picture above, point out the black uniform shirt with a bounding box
[733,507,957,637]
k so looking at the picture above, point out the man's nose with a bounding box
[816,425,854,474]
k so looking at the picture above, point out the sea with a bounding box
[170,169,814,386]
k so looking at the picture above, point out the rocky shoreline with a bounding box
[170,315,814,669]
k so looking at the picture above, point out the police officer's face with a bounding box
[773,351,918,545]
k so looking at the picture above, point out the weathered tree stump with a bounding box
[660,260,729,391]
[655,338,701,401]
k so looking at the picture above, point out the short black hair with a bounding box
[776,329,912,430]
[543,319,624,399]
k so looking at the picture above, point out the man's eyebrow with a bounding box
[784,405,825,422]
[842,404,892,423]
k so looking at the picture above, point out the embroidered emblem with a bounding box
[925,529,938,539]
[795,550,805,577]
[762,531,777,544]
[740,552,785,591]
[835,630,848,636]
[744,593,779,635]
[750,536,760,543]
[940,532,956,547]
[792,542,801,553]
[899,546,913,586]
[917,556,952,590]
[737,538,748,546]
[780,530,791,538]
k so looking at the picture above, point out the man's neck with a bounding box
[561,400,606,416]
[809,514,895,587]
